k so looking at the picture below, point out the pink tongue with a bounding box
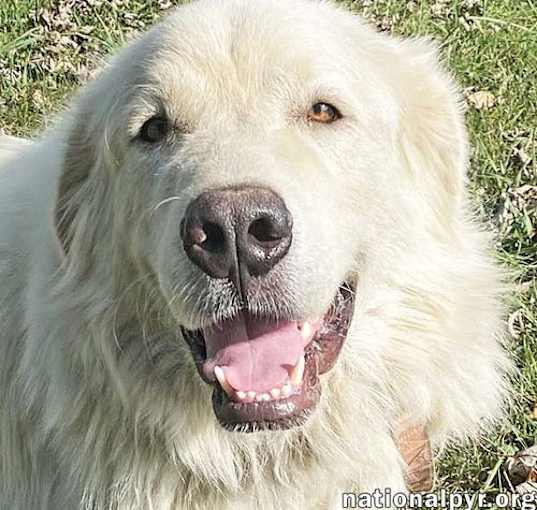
[203,313,309,392]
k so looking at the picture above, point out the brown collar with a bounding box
[394,416,435,492]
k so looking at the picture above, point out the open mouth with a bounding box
[181,281,355,432]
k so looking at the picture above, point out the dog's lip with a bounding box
[181,281,355,432]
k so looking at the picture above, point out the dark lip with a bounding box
[181,281,356,432]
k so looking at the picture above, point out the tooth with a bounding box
[236,391,246,400]
[256,393,270,402]
[301,321,312,340]
[270,388,281,398]
[281,383,292,397]
[247,391,256,399]
[214,366,234,396]
[290,355,305,385]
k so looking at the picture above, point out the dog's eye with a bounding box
[139,117,169,143]
[308,102,342,124]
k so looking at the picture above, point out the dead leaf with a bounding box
[531,403,537,420]
[394,416,434,492]
[514,147,532,166]
[506,446,537,486]
[508,309,523,338]
[31,89,45,110]
[516,481,537,495]
[467,90,496,110]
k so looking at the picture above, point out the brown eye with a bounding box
[139,117,169,143]
[309,102,342,124]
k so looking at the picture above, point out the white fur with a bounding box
[0,1,511,508]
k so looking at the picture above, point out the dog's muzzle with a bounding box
[180,185,356,432]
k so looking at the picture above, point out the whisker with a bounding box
[152,196,182,213]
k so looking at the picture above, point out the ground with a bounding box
[0,0,535,497]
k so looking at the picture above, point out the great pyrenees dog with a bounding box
[0,0,511,508]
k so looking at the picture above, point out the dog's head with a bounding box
[54,0,467,433]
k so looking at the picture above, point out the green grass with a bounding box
[1,0,536,497]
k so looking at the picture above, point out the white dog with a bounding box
[0,0,511,508]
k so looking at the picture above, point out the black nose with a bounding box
[181,186,292,293]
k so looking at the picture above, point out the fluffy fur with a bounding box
[0,1,511,508]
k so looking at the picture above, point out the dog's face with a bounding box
[56,0,466,433]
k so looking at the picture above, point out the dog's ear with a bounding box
[54,96,118,259]
[394,38,469,220]
[54,112,96,256]
[53,47,136,258]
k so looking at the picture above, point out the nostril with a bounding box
[189,226,207,245]
[201,221,227,252]
[182,187,292,285]
[248,216,285,247]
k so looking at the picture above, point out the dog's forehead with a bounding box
[115,0,401,143]
[134,0,368,117]
[159,0,354,62]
